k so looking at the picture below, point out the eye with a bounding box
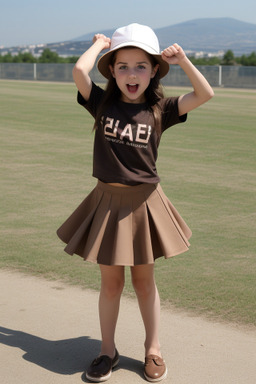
[118,65,128,71]
[137,65,146,71]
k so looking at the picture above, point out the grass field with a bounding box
[1,80,255,326]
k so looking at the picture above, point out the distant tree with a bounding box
[247,52,256,66]
[21,52,37,63]
[1,48,256,65]
[38,48,60,63]
[206,57,221,65]
[189,56,221,66]
[12,52,37,63]
[222,50,235,65]
[11,54,22,63]
[239,52,256,66]
[64,56,79,63]
[0,53,13,62]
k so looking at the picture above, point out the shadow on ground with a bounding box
[0,326,144,380]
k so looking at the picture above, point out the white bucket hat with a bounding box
[97,23,170,79]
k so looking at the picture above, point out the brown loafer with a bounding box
[85,349,119,382]
[144,354,167,382]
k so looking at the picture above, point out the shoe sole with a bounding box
[144,366,168,382]
[85,358,119,382]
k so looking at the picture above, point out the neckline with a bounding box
[118,99,148,108]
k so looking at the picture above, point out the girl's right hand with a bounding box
[93,34,111,50]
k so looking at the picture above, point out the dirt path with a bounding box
[0,269,256,384]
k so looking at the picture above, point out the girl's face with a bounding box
[109,48,159,103]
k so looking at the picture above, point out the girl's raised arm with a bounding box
[162,44,214,116]
[72,34,111,101]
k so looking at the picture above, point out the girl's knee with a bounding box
[101,276,125,299]
[131,264,155,298]
[132,275,155,298]
[100,265,125,299]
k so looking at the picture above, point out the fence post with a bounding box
[218,65,222,87]
[33,63,37,81]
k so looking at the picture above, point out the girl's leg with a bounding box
[130,264,162,356]
[99,265,125,357]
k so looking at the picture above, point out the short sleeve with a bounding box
[161,97,187,132]
[77,82,104,118]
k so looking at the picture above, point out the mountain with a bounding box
[73,18,256,55]
[1,18,255,57]
[155,18,256,54]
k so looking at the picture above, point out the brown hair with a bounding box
[94,48,164,136]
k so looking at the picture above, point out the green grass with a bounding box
[1,80,255,326]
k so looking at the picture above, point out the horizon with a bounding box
[1,0,256,47]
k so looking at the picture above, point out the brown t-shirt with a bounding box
[78,82,187,185]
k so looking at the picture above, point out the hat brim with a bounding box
[97,43,170,79]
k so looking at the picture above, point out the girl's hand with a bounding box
[92,34,111,50]
[161,44,186,65]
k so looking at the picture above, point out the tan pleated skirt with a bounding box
[57,181,192,266]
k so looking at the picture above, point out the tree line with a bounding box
[190,50,256,66]
[1,48,256,66]
[0,49,77,64]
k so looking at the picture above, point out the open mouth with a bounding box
[127,84,139,93]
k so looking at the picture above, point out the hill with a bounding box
[73,17,256,55]
[1,18,255,57]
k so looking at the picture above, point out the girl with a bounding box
[57,23,214,382]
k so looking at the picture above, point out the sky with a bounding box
[1,0,256,47]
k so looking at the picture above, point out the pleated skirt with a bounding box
[56,181,192,266]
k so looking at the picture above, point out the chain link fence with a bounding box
[0,63,256,88]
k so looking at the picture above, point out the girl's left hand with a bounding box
[161,44,186,65]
